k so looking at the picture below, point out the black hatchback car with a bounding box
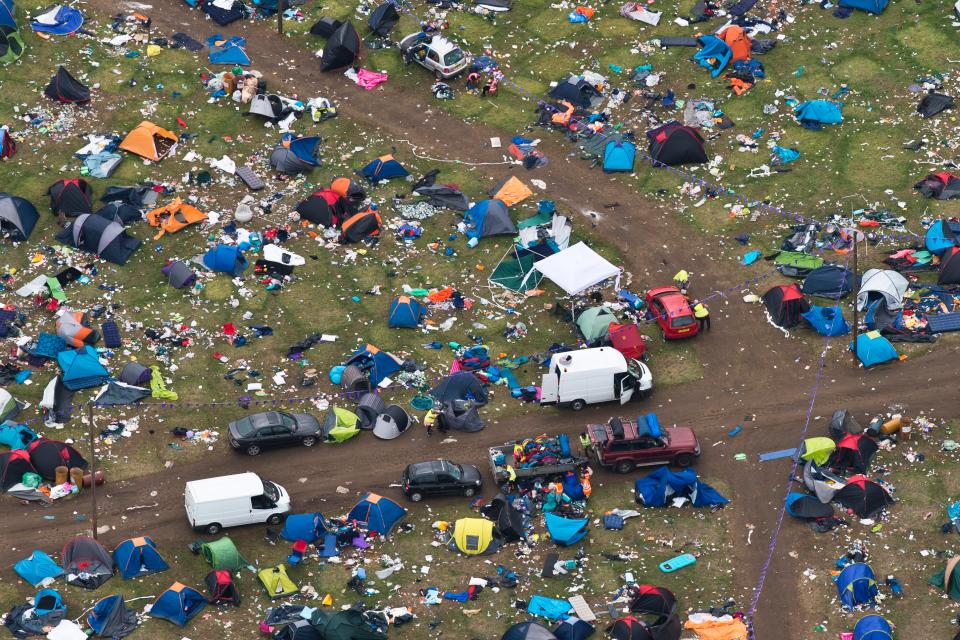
[228,411,322,456]
[402,460,482,502]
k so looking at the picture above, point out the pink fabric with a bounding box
[356,69,388,91]
[449,360,462,374]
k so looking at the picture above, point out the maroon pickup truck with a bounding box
[586,417,700,473]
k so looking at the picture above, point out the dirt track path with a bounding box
[18,2,960,635]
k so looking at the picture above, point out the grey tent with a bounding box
[164,260,197,289]
[269,136,322,174]
[95,202,142,225]
[372,405,410,439]
[356,392,386,429]
[320,21,360,71]
[93,381,150,406]
[62,537,114,589]
[414,184,470,211]
[249,94,286,120]
[856,269,909,311]
[340,364,372,396]
[0,193,39,241]
[431,371,489,405]
[829,409,862,438]
[464,199,516,240]
[87,595,139,638]
[56,214,142,265]
[439,400,484,432]
[549,75,603,109]
[120,362,152,386]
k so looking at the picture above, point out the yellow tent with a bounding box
[257,564,298,599]
[451,518,496,556]
[491,176,533,207]
[800,437,836,466]
[119,121,178,161]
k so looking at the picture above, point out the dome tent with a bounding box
[853,615,892,640]
[372,405,411,439]
[503,621,558,640]
[463,199,516,240]
[44,66,90,103]
[856,269,908,311]
[281,513,327,543]
[0,0,24,65]
[113,536,169,579]
[28,438,87,479]
[837,563,878,609]
[203,244,248,276]
[56,214,142,265]
[205,569,240,607]
[119,121,178,161]
[0,193,38,240]
[296,189,344,226]
[0,449,36,491]
[388,295,427,328]
[200,537,246,571]
[576,305,616,343]
[347,493,406,534]
[449,517,501,555]
[48,178,93,218]
[762,284,809,328]
[62,536,114,589]
[367,2,399,36]
[603,139,636,172]
[360,154,408,183]
[645,123,707,166]
[150,582,206,626]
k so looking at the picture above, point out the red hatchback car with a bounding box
[645,286,699,339]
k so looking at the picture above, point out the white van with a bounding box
[184,472,290,535]
[539,347,652,411]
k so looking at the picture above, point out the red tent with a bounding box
[609,323,646,359]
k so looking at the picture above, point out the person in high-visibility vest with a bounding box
[693,300,710,332]
[673,269,690,293]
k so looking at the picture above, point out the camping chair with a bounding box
[287,540,308,566]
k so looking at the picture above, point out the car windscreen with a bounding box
[449,464,463,480]
[444,49,465,66]
[233,417,255,436]
[263,480,280,502]
[670,315,696,328]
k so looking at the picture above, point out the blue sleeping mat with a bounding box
[927,312,960,333]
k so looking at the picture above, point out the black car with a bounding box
[228,411,322,456]
[402,460,482,502]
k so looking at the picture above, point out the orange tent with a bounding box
[719,26,751,63]
[490,176,534,207]
[551,100,575,128]
[146,199,208,239]
[119,121,178,162]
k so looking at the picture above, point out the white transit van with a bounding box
[184,472,290,534]
[539,347,653,411]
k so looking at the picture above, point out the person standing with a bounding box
[693,300,710,331]
[673,269,689,294]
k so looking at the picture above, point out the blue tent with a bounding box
[0,0,14,28]
[207,35,250,65]
[853,615,892,640]
[388,296,427,328]
[463,199,516,240]
[603,140,636,172]
[838,0,888,13]
[544,512,589,546]
[203,244,249,276]
[0,421,37,450]
[925,220,960,255]
[693,35,732,77]
[31,5,83,34]
[360,155,409,183]
[837,563,878,609]
[801,306,850,337]
[33,588,64,616]
[281,513,327,543]
[114,537,169,579]
[850,331,898,368]
[289,136,322,166]
[347,493,406,534]
[14,551,63,587]
[150,583,206,626]
[343,344,403,386]
[57,346,109,391]
[634,467,729,508]
[795,100,843,129]
[88,595,138,638]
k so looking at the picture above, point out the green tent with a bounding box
[323,407,360,443]
[576,306,617,342]
[258,564,298,599]
[309,608,387,640]
[0,388,22,423]
[800,437,835,466]
[929,557,960,601]
[490,251,542,293]
[201,537,246,571]
[0,1,25,65]
[775,251,823,275]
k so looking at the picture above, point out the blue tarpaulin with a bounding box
[634,467,729,507]
[801,305,850,336]
[527,594,571,620]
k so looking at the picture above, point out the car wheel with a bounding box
[302,436,317,447]
[206,523,222,535]
[615,460,633,474]
[266,514,283,525]
[463,487,476,498]
[409,492,423,503]
[570,399,586,411]
[246,445,261,456]
[675,454,694,467]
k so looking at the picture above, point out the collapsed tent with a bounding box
[275,619,321,640]
[32,4,83,33]
[320,21,360,71]
[28,438,87,479]
[544,512,589,546]
[146,199,207,239]
[201,0,248,25]
[119,121,178,161]
[634,467,728,508]
[340,207,382,243]
[833,476,893,517]
[347,493,406,534]
[0,389,23,424]
[799,437,836,466]
[775,250,824,277]
[548,75,603,109]
[693,35,731,77]
[48,178,93,218]
[360,155,408,182]
[270,135,322,174]
[205,569,240,606]
[57,310,99,348]
[929,557,960,602]
[0,449,35,491]
[801,305,849,337]
[14,551,62,587]
[785,492,833,519]
[96,202,142,225]
[150,583,206,626]
[307,608,387,640]
[367,3,399,36]
[449,517,501,555]
[258,565,298,599]
[481,493,525,541]
[576,305,616,343]
[857,269,908,311]
[925,220,960,255]
[0,127,14,158]
[164,260,197,289]
[762,284,809,328]
[208,35,250,65]
[838,0,888,12]
[44,66,89,103]
[0,193,38,241]
[794,100,843,129]
[56,214,142,265]
[0,421,36,450]
[87,595,139,638]
[331,177,366,209]
[917,92,954,118]
[114,536,168,579]
[915,172,960,200]
[646,123,707,166]
[837,563,878,609]
[464,199,516,240]
[608,616,653,640]
[490,176,534,207]
[57,346,110,390]
[438,399,484,432]
[4,588,66,637]
[431,371,489,405]
[62,536,114,589]
[203,244,249,276]
[850,331,898,368]
[321,407,360,442]
[802,264,853,298]
[296,189,344,226]
[940,247,960,285]
[343,344,403,386]
[534,242,620,295]
[0,0,24,64]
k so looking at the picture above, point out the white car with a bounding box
[399,32,470,79]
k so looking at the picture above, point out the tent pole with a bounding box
[87,402,99,540]
[851,238,858,368]
[277,0,284,34]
